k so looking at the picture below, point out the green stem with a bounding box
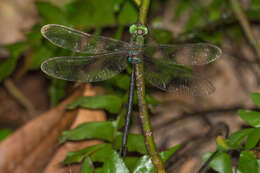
[138,0,150,25]
[230,0,260,60]
[133,0,141,7]
[135,0,166,172]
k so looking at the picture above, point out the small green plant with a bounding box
[60,120,181,172]
[201,93,260,173]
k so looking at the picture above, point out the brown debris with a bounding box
[0,86,83,173]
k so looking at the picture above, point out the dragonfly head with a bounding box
[129,24,148,36]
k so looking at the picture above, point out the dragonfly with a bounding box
[40,24,222,157]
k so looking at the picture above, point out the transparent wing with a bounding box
[143,57,215,96]
[143,43,222,66]
[41,24,129,54]
[41,52,128,82]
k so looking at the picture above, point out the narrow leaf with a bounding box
[63,143,109,164]
[160,144,182,162]
[67,95,122,114]
[59,121,115,144]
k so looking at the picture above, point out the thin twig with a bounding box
[230,0,260,60]
[4,78,35,116]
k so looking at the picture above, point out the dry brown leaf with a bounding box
[13,110,77,173]
[0,87,83,173]
[43,84,106,173]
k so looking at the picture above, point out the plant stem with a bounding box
[135,0,166,172]
[133,0,141,7]
[138,0,150,25]
[4,79,35,116]
[230,0,260,60]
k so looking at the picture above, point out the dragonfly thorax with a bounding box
[128,56,141,64]
[128,49,141,64]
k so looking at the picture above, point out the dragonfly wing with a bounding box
[143,57,215,96]
[143,43,222,66]
[41,52,128,82]
[41,24,129,54]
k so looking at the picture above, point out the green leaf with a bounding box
[146,95,161,107]
[0,42,28,82]
[198,31,223,45]
[26,25,42,46]
[207,0,223,22]
[0,129,12,142]
[185,9,204,31]
[252,0,260,10]
[113,0,124,12]
[105,74,130,90]
[203,152,232,173]
[229,128,254,146]
[245,128,260,149]
[48,78,67,107]
[118,1,138,25]
[160,144,182,162]
[173,0,191,20]
[132,144,181,173]
[113,133,147,154]
[101,150,130,173]
[28,45,54,70]
[63,143,109,164]
[35,1,68,25]
[59,121,115,144]
[114,75,130,90]
[81,156,94,173]
[90,143,114,162]
[251,93,260,108]
[151,28,173,44]
[67,95,122,114]
[115,108,127,130]
[132,155,153,173]
[238,109,260,128]
[124,157,139,172]
[65,0,116,28]
[238,151,258,173]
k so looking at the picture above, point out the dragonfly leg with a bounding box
[120,64,135,157]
